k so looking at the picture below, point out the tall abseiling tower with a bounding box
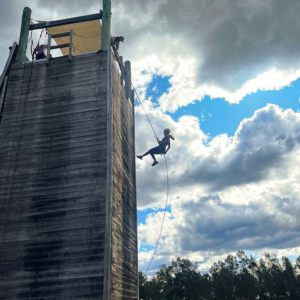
[0,2,137,299]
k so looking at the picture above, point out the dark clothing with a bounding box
[36,52,46,60]
[34,45,47,60]
[149,144,166,155]
[158,136,170,152]
[149,135,171,155]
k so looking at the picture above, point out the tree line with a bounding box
[139,250,300,299]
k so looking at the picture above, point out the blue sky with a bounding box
[146,75,172,106]
[172,81,300,138]
[145,75,300,138]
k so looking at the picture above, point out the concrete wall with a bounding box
[0,51,137,299]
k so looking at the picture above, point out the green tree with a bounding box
[139,271,163,300]
[139,252,300,300]
[156,258,206,300]
[210,255,238,299]
[281,256,298,299]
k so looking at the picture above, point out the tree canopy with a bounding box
[139,251,300,299]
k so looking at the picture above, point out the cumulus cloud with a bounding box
[2,0,300,110]
[136,104,300,209]
[35,0,99,17]
[138,156,300,272]
[0,2,25,67]
[113,0,300,109]
[137,104,300,272]
[174,190,300,253]
[179,104,300,191]
[135,102,207,208]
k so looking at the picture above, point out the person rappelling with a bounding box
[136,128,175,166]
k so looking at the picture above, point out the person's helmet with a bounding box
[164,128,171,135]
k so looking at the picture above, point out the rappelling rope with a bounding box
[129,70,170,275]
[145,154,169,274]
[28,30,34,59]
[131,82,159,142]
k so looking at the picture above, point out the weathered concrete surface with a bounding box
[0,51,137,299]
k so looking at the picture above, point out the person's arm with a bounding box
[165,140,170,153]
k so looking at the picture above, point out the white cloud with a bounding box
[180,104,300,191]
[159,68,300,112]
[113,0,300,110]
[2,0,300,110]
[139,173,300,272]
[137,105,300,273]
[135,104,207,208]
[137,104,300,210]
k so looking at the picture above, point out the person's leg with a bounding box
[142,149,151,157]
[137,149,151,160]
[141,150,157,162]
[137,147,159,165]
[137,147,156,159]
[149,148,159,166]
[149,151,157,162]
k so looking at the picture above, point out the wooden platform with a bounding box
[0,51,137,299]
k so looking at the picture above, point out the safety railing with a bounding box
[46,30,74,65]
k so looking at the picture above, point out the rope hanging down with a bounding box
[130,76,170,275]
[131,82,159,141]
[145,155,169,274]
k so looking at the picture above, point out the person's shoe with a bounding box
[152,161,159,166]
[136,155,143,160]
